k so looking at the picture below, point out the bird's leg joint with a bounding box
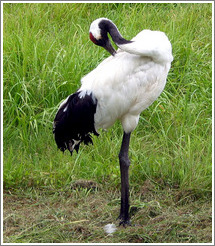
[119,153,130,168]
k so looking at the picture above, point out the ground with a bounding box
[3,180,212,244]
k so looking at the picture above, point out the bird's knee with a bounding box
[119,153,130,167]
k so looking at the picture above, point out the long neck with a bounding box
[99,20,132,46]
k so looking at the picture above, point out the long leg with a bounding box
[118,131,131,226]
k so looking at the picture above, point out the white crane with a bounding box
[53,18,173,226]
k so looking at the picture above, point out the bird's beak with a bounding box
[104,40,117,56]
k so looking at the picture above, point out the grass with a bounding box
[3,2,213,244]
[3,184,212,243]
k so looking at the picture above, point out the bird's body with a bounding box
[59,29,172,135]
[53,18,173,226]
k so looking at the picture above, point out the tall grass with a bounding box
[3,3,212,195]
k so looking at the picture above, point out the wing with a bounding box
[53,91,99,155]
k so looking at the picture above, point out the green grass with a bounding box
[3,2,212,192]
[3,2,212,243]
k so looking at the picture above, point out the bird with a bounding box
[53,17,173,226]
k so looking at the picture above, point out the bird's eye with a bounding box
[89,32,98,44]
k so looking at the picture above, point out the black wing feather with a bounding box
[53,91,99,155]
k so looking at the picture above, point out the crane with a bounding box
[53,17,173,226]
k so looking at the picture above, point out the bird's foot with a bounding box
[117,215,131,227]
[119,219,131,227]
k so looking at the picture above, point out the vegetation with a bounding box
[3,2,212,243]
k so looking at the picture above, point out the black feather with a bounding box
[53,91,99,155]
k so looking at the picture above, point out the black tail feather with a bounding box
[74,142,81,154]
[53,91,99,155]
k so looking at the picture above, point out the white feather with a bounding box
[118,30,173,63]
[104,223,117,234]
[80,29,173,133]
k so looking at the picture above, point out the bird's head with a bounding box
[89,18,117,56]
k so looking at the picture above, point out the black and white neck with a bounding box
[89,18,132,56]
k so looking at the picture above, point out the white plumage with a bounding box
[53,18,173,226]
[79,29,173,133]
[104,223,117,234]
